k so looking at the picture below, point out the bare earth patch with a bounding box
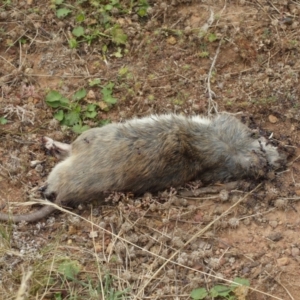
[1,1,300,299]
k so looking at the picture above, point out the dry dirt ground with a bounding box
[1,1,300,299]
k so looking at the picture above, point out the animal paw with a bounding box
[43,136,72,159]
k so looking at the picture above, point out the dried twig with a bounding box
[206,39,222,114]
[3,104,35,125]
[15,268,33,300]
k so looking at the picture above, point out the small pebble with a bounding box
[266,232,283,242]
[269,220,278,228]
[277,257,289,266]
[268,115,278,124]
[291,247,300,257]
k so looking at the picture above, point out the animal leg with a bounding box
[43,136,72,159]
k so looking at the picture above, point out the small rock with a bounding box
[89,231,98,238]
[241,266,250,274]
[264,263,273,272]
[291,247,300,257]
[94,243,102,253]
[99,101,109,111]
[265,68,274,76]
[243,218,251,226]
[219,189,229,201]
[87,90,96,100]
[269,220,278,228]
[68,225,78,235]
[274,199,286,209]
[266,232,283,242]
[172,53,181,60]
[268,115,278,123]
[35,164,43,173]
[167,36,177,45]
[192,104,201,111]
[277,257,289,266]
[49,119,60,130]
[184,26,192,35]
[25,67,33,74]
[30,160,43,167]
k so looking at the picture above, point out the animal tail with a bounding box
[0,205,56,223]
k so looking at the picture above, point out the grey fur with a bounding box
[0,113,286,222]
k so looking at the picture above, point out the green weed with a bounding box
[0,116,7,124]
[45,83,116,133]
[42,257,130,299]
[190,277,250,300]
[207,32,217,42]
[102,273,131,300]
[252,96,277,106]
[51,0,149,50]
[198,51,209,58]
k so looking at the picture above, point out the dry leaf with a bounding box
[167,36,177,45]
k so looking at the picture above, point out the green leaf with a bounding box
[208,33,217,42]
[98,119,110,126]
[86,104,96,111]
[199,51,209,58]
[231,277,250,288]
[60,99,69,107]
[103,95,117,104]
[118,66,128,76]
[54,292,63,300]
[90,0,100,7]
[0,117,8,124]
[73,88,87,101]
[113,47,123,58]
[89,78,101,86]
[111,25,127,45]
[102,44,107,53]
[48,98,69,108]
[76,12,85,22]
[210,285,231,298]
[64,110,80,126]
[85,111,97,118]
[55,0,64,4]
[85,104,97,118]
[56,8,71,18]
[58,260,80,280]
[190,288,208,300]
[137,0,149,17]
[72,124,90,133]
[72,26,85,37]
[54,110,64,121]
[68,38,78,49]
[101,82,117,104]
[20,38,27,44]
[104,4,113,10]
[105,82,114,90]
[46,90,63,102]
[137,8,147,17]
[139,0,149,5]
[45,101,60,108]
[45,91,69,108]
